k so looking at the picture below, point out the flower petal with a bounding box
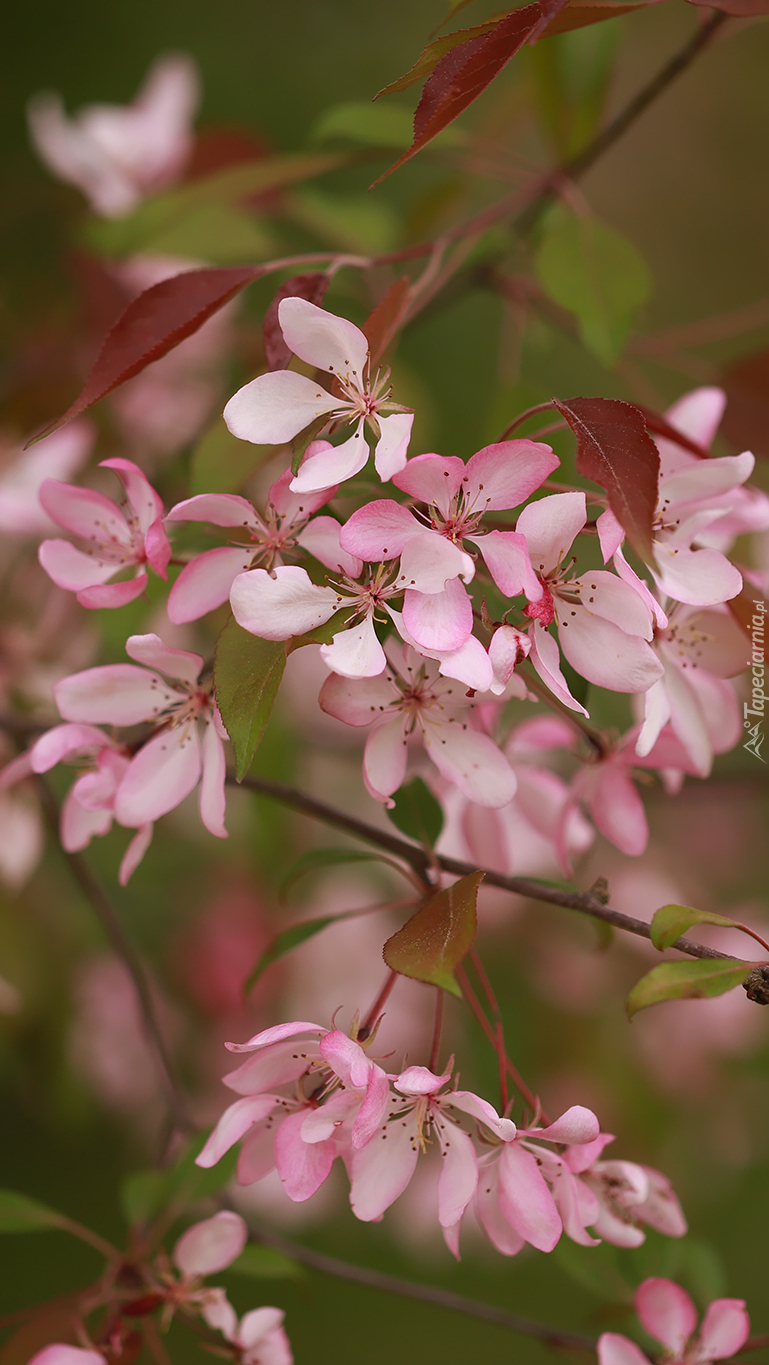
[55,664,178,725]
[38,479,132,546]
[349,1111,419,1221]
[363,716,408,802]
[274,1108,336,1201]
[195,1094,279,1167]
[558,609,663,694]
[319,670,396,725]
[118,823,154,885]
[528,621,589,715]
[289,424,369,494]
[224,1040,316,1095]
[296,514,362,577]
[38,539,118,592]
[168,547,255,623]
[199,721,227,838]
[352,1066,391,1149]
[100,458,163,535]
[125,632,203,684]
[516,491,586,576]
[60,786,113,852]
[448,1091,516,1142]
[225,1021,325,1053]
[597,1334,651,1365]
[695,1299,750,1361]
[77,574,149,609]
[231,565,341,641]
[635,1278,698,1354]
[597,508,625,562]
[165,492,260,529]
[340,500,420,561]
[438,1122,478,1230]
[173,1210,248,1278]
[573,570,654,639]
[224,369,340,445]
[653,544,742,606]
[114,726,202,826]
[278,297,369,386]
[396,531,475,594]
[524,1106,600,1146]
[320,617,387,678]
[27,1349,106,1365]
[586,763,648,856]
[402,580,473,651]
[424,720,517,808]
[463,439,559,510]
[498,1141,562,1252]
[473,530,542,600]
[475,1162,526,1256]
[392,453,465,515]
[29,723,112,773]
[374,412,413,480]
[268,466,336,517]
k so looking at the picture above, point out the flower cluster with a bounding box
[196,1018,686,1261]
[598,1276,750,1364]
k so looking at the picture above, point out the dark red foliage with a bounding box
[362,276,412,365]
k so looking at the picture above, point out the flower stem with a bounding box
[429,987,444,1073]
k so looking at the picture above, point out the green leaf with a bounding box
[388,778,444,848]
[81,151,353,258]
[384,871,483,996]
[189,417,270,496]
[0,1189,66,1234]
[535,207,651,367]
[120,1135,238,1227]
[626,958,753,1019]
[311,100,465,148]
[229,1244,305,1281]
[650,904,742,952]
[214,618,286,780]
[279,848,387,900]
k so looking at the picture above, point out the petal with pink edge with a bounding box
[296,514,362,577]
[392,453,465,515]
[473,530,542,600]
[231,565,341,641]
[319,669,396,725]
[144,517,172,578]
[224,1020,325,1054]
[395,1065,451,1095]
[60,786,112,852]
[274,1109,336,1201]
[389,618,494,693]
[524,1106,600,1146]
[402,580,473,652]
[516,491,586,576]
[290,423,369,494]
[224,1040,316,1094]
[448,1091,516,1142]
[588,763,648,856]
[195,1094,279,1167]
[352,1066,391,1149]
[119,823,153,885]
[396,530,474,594]
[635,1277,698,1354]
[320,618,386,679]
[695,1299,750,1361]
[489,625,530,694]
[278,297,369,385]
[100,458,163,534]
[339,500,420,561]
[125,633,203,685]
[199,721,228,839]
[237,1123,277,1185]
[558,609,663,694]
[269,462,336,517]
[463,439,559,510]
[475,1164,526,1256]
[437,1123,478,1229]
[55,664,178,725]
[166,492,260,529]
[653,544,742,606]
[30,723,111,773]
[597,508,625,561]
[168,547,254,624]
[597,1334,651,1365]
[173,1210,248,1278]
[114,726,202,826]
[319,1030,371,1089]
[238,1306,287,1351]
[575,570,654,639]
[225,369,340,445]
[38,479,132,545]
[39,539,118,591]
[77,574,149,609]
[498,1141,562,1252]
[363,716,408,802]
[528,621,589,716]
[374,411,413,480]
[349,1112,419,1220]
[424,721,517,808]
[27,1349,106,1365]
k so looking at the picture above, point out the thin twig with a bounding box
[360,969,399,1037]
[429,987,444,1073]
[232,773,752,971]
[35,776,192,1133]
[252,1226,596,1354]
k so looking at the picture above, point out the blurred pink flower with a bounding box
[0,422,94,536]
[599,1277,749,1364]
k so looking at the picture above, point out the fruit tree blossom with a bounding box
[598,1277,750,1364]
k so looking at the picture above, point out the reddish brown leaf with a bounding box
[543,0,669,35]
[553,396,660,562]
[31,264,265,443]
[720,348,769,459]
[362,276,412,365]
[687,0,769,13]
[373,0,573,184]
[263,273,330,370]
[376,18,503,98]
[383,871,483,996]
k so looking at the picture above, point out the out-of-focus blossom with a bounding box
[598,1277,749,1364]
[567,1133,687,1248]
[0,744,44,891]
[340,442,556,652]
[0,422,94,536]
[54,633,228,840]
[28,55,199,217]
[517,492,663,709]
[27,1349,105,1365]
[224,299,414,491]
[39,459,171,609]
[167,467,359,624]
[172,1210,248,1280]
[204,1304,293,1365]
[319,643,517,806]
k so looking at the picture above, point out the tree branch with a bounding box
[233,773,752,970]
[252,1226,596,1354]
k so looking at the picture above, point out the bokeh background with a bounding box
[1,2,769,1362]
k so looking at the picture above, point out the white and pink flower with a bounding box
[224,299,414,491]
[0,421,94,536]
[38,458,171,608]
[599,1277,749,1364]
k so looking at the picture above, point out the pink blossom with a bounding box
[27,1348,105,1365]
[197,1021,390,1202]
[348,1062,515,1255]
[203,1303,293,1365]
[0,421,94,536]
[53,633,228,841]
[515,492,663,708]
[173,1210,248,1278]
[224,299,413,491]
[166,465,360,623]
[38,459,171,608]
[319,643,518,806]
[566,1133,687,1248]
[28,55,199,217]
[340,442,557,652]
[599,1277,749,1364]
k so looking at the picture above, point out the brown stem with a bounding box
[457,964,546,1122]
[428,987,444,1073]
[360,969,399,1038]
[468,949,509,1113]
[233,774,753,974]
[35,777,192,1133]
[251,1226,596,1354]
